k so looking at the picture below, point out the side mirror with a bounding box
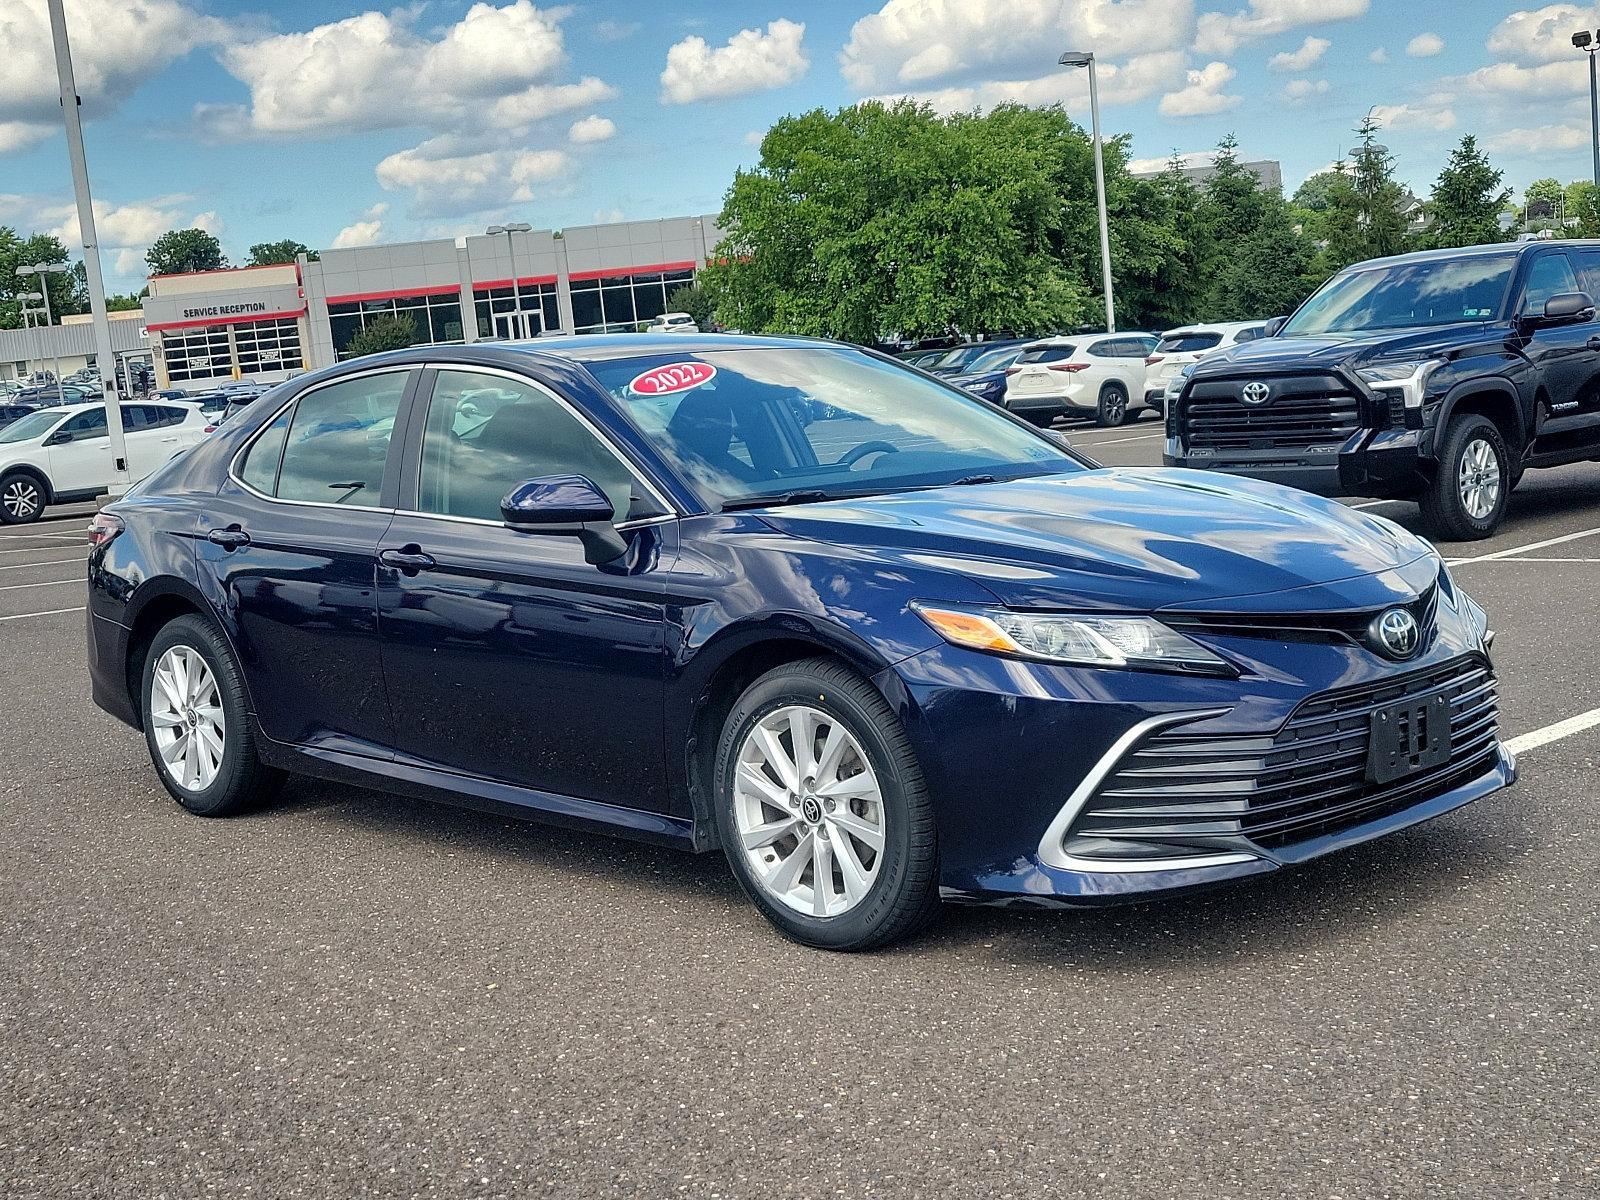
[1263,316,1287,337]
[1543,291,1595,323]
[45,429,73,445]
[501,473,628,565]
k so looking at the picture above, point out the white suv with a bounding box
[0,401,209,524]
[646,312,699,334]
[1143,321,1273,409]
[1003,332,1159,427]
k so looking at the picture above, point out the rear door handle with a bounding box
[379,546,436,573]
[207,526,251,550]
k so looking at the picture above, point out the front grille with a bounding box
[1164,585,1439,651]
[1182,374,1364,451]
[1065,656,1499,860]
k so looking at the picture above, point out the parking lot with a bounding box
[2,425,1597,1198]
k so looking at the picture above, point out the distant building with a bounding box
[1131,157,1284,194]
[0,308,148,382]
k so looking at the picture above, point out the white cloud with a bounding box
[593,20,640,42]
[1483,123,1590,154]
[1159,61,1240,116]
[1195,0,1368,56]
[375,139,569,216]
[1371,101,1456,132]
[1282,78,1331,101]
[1486,5,1600,66]
[1437,58,1586,102]
[0,191,218,286]
[592,207,626,224]
[744,129,765,146]
[568,114,616,144]
[1406,32,1444,58]
[331,203,389,249]
[1368,46,1388,63]
[872,49,1185,114]
[0,0,230,156]
[1126,149,1217,173]
[840,0,1193,93]
[1269,36,1329,71]
[660,19,809,103]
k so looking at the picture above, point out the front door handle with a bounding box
[379,546,437,573]
[207,526,251,550]
[1586,335,1600,351]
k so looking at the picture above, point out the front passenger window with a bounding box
[274,372,407,507]
[1519,254,1580,316]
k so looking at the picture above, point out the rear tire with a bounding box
[1419,414,1510,541]
[140,614,283,816]
[1095,384,1128,427]
[713,658,941,951]
[0,470,47,524]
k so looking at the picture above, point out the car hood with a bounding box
[1196,323,1492,375]
[756,468,1438,612]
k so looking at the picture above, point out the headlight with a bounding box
[1356,360,1443,409]
[911,602,1236,676]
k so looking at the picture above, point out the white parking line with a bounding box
[1505,707,1600,756]
[0,578,80,592]
[1076,432,1164,447]
[1460,556,1600,564]
[0,543,85,557]
[0,605,84,623]
[1349,499,1408,510]
[1447,525,1600,566]
[0,558,81,572]
[0,532,84,541]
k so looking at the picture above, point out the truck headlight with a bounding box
[1356,360,1443,409]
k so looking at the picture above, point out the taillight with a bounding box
[203,424,217,433]
[1004,366,1023,376]
[1048,362,1090,372]
[1145,355,1163,366]
[87,512,124,548]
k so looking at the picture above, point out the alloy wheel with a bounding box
[149,645,227,791]
[732,705,885,918]
[1457,436,1501,520]
[2,478,40,520]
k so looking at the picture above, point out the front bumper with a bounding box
[1163,429,1428,499]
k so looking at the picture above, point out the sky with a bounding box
[0,0,1590,292]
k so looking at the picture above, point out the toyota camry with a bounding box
[86,335,1515,950]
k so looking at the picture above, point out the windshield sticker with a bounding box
[629,361,716,396]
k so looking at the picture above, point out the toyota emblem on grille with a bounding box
[1372,607,1421,659]
[1240,380,1272,406]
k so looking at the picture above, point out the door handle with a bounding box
[1586,335,1600,351]
[379,546,436,573]
[207,526,251,550]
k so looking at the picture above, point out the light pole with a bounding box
[487,222,533,339]
[1060,50,1115,332]
[1576,31,1600,191]
[18,263,70,403]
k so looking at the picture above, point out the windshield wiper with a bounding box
[720,489,833,511]
[949,474,998,486]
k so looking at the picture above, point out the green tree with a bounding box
[665,282,714,328]
[1566,179,1600,237]
[1194,134,1318,320]
[0,229,84,329]
[1350,113,1411,258]
[1523,177,1563,222]
[1292,171,1345,212]
[146,228,227,276]
[105,293,144,312]
[1314,161,1366,275]
[345,313,418,357]
[1426,135,1509,249]
[246,239,316,266]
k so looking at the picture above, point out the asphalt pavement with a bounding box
[2,437,1597,1199]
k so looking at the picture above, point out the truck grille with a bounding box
[1065,656,1499,860]
[1182,374,1363,451]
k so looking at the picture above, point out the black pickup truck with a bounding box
[1164,241,1600,538]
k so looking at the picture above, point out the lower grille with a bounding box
[1065,657,1499,860]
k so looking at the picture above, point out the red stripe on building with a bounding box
[324,284,463,304]
[146,307,306,332]
[472,275,559,290]
[566,260,697,283]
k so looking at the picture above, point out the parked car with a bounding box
[1143,321,1274,409]
[1003,332,1160,426]
[87,335,1511,949]
[1165,241,1600,538]
[0,400,209,523]
[646,312,699,334]
[925,339,1032,377]
[897,347,953,369]
[949,344,1029,405]
[0,403,40,432]
[12,385,72,406]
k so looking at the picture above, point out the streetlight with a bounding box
[486,222,533,339]
[18,262,71,403]
[1060,50,1115,332]
[1575,30,1600,190]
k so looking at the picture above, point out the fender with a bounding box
[1428,375,1525,459]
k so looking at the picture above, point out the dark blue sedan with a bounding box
[86,335,1514,949]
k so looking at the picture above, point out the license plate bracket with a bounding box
[1367,692,1452,784]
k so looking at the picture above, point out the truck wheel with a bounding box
[1420,415,1509,541]
[1095,384,1128,427]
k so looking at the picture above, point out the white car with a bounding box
[1143,321,1274,408]
[1002,332,1159,427]
[0,401,208,524]
[646,312,699,334]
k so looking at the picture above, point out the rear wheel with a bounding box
[1420,414,1510,541]
[713,658,940,951]
[1095,384,1128,427]
[0,471,46,524]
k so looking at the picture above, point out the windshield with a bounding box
[929,344,996,371]
[1284,254,1516,335]
[963,346,1023,374]
[588,346,1081,508]
[0,410,64,444]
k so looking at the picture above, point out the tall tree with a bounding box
[246,239,316,266]
[1426,135,1509,249]
[146,228,227,276]
[1196,134,1318,321]
[1523,177,1563,222]
[1291,171,1344,212]
[1350,113,1411,258]
[0,230,84,329]
[1566,179,1600,237]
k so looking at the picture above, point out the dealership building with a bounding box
[1,212,723,391]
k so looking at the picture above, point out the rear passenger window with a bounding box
[270,373,408,507]
[1519,254,1579,315]
[238,405,293,495]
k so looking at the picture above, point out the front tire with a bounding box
[1420,415,1510,541]
[140,614,282,816]
[713,658,940,950]
[0,470,47,524]
[1095,384,1128,427]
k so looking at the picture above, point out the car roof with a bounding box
[1339,240,1600,273]
[1160,321,1265,336]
